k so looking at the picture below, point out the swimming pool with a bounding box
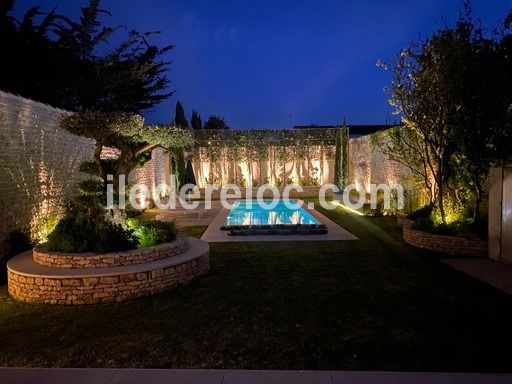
[224,199,319,226]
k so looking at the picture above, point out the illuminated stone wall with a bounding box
[0,91,95,260]
[191,156,335,188]
[128,147,169,204]
[348,134,410,192]
[189,134,410,190]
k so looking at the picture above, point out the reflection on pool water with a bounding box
[225,200,319,226]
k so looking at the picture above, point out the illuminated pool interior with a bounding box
[224,200,319,226]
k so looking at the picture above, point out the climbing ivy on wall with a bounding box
[189,128,338,163]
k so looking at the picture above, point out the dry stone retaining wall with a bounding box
[8,251,209,305]
[33,237,189,269]
[402,220,487,257]
[7,238,210,305]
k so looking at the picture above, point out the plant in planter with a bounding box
[45,177,137,253]
[133,221,177,248]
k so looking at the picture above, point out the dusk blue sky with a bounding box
[15,0,512,128]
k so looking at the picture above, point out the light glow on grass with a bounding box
[330,201,365,216]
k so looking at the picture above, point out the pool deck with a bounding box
[200,201,358,242]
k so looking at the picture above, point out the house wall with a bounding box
[489,164,512,264]
[0,91,95,260]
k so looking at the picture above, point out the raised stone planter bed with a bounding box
[7,238,209,305]
[402,219,487,257]
[396,213,409,226]
[33,237,189,269]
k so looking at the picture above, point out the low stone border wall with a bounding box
[33,237,189,269]
[7,238,209,305]
[402,220,487,257]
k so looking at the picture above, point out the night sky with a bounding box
[15,0,512,128]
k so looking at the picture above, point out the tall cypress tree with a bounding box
[172,100,188,189]
[340,118,349,189]
[191,110,202,130]
[174,100,189,128]
[333,121,344,190]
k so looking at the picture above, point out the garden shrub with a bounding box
[9,228,34,257]
[407,203,435,221]
[33,214,59,243]
[133,221,177,248]
[46,217,136,253]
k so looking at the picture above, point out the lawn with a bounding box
[1,205,511,371]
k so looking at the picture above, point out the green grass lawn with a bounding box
[1,205,512,371]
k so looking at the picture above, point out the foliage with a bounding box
[61,110,193,191]
[45,216,136,253]
[133,221,177,248]
[172,148,186,189]
[191,110,203,130]
[371,126,434,202]
[8,228,33,257]
[204,115,229,130]
[333,121,349,190]
[174,101,189,128]
[171,101,191,189]
[44,173,137,253]
[191,128,337,163]
[380,4,512,224]
[341,121,349,189]
[33,214,59,244]
[190,128,337,187]
[0,0,174,112]
[407,203,435,222]
[334,128,343,189]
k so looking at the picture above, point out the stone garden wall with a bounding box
[349,134,410,191]
[402,220,488,257]
[33,237,189,269]
[0,91,96,260]
[8,245,209,305]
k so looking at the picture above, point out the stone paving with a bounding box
[200,203,358,242]
[442,258,512,295]
[1,368,511,384]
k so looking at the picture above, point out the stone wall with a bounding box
[402,220,488,257]
[128,147,169,205]
[33,237,189,269]
[349,134,410,191]
[192,186,335,200]
[0,91,95,260]
[8,249,209,305]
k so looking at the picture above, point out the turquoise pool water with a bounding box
[225,200,319,226]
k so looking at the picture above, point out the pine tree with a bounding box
[204,115,229,130]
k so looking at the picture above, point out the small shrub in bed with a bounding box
[9,228,34,257]
[133,221,177,248]
[46,217,136,253]
[407,203,435,221]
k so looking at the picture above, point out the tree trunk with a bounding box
[437,164,446,224]
[94,141,105,182]
[473,178,482,222]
